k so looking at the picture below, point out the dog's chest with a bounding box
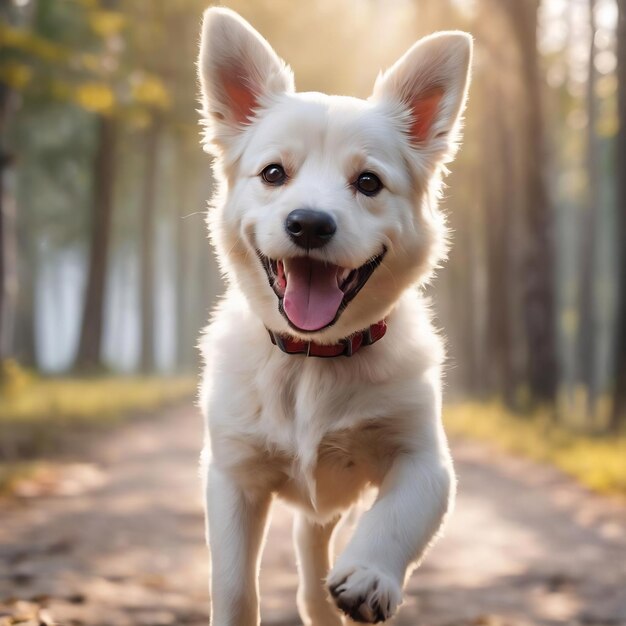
[231,361,401,515]
[224,415,398,518]
[206,333,415,515]
[280,421,400,515]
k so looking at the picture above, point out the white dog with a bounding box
[198,8,472,625]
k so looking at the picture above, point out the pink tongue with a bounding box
[283,258,344,331]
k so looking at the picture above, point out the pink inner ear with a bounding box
[221,69,258,125]
[409,87,444,143]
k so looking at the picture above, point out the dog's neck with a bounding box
[266,320,387,358]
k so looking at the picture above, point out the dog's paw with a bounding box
[327,564,401,623]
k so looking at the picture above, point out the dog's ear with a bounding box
[372,32,472,166]
[198,8,294,148]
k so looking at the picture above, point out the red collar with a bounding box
[267,320,387,358]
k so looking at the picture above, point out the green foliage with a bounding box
[1,0,172,118]
[12,100,96,246]
[445,402,626,497]
[2,0,212,277]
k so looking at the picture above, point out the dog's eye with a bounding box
[355,172,383,196]
[260,164,287,186]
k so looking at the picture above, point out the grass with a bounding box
[444,402,626,498]
[0,360,196,493]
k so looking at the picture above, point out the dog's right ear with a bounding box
[198,8,294,149]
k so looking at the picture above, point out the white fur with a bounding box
[197,8,472,625]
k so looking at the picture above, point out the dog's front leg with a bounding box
[293,512,344,626]
[327,442,454,623]
[207,464,272,626]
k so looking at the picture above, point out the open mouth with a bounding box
[257,248,386,333]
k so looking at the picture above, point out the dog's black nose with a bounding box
[285,209,336,249]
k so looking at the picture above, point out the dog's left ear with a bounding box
[198,8,294,149]
[372,32,472,166]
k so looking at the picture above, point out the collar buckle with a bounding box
[341,336,354,357]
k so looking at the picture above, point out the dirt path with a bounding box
[0,405,625,626]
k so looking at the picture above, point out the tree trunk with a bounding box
[13,254,36,367]
[14,188,38,367]
[577,0,601,415]
[0,81,14,362]
[0,15,7,359]
[483,80,515,406]
[0,170,17,360]
[0,73,21,365]
[174,141,194,371]
[74,114,117,371]
[0,161,6,364]
[610,0,626,430]
[458,207,483,396]
[501,0,559,404]
[139,119,161,373]
[1,0,35,368]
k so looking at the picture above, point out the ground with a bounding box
[0,405,625,626]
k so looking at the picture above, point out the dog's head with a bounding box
[198,8,471,342]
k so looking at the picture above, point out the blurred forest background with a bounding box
[1,5,625,623]
[0,0,625,489]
